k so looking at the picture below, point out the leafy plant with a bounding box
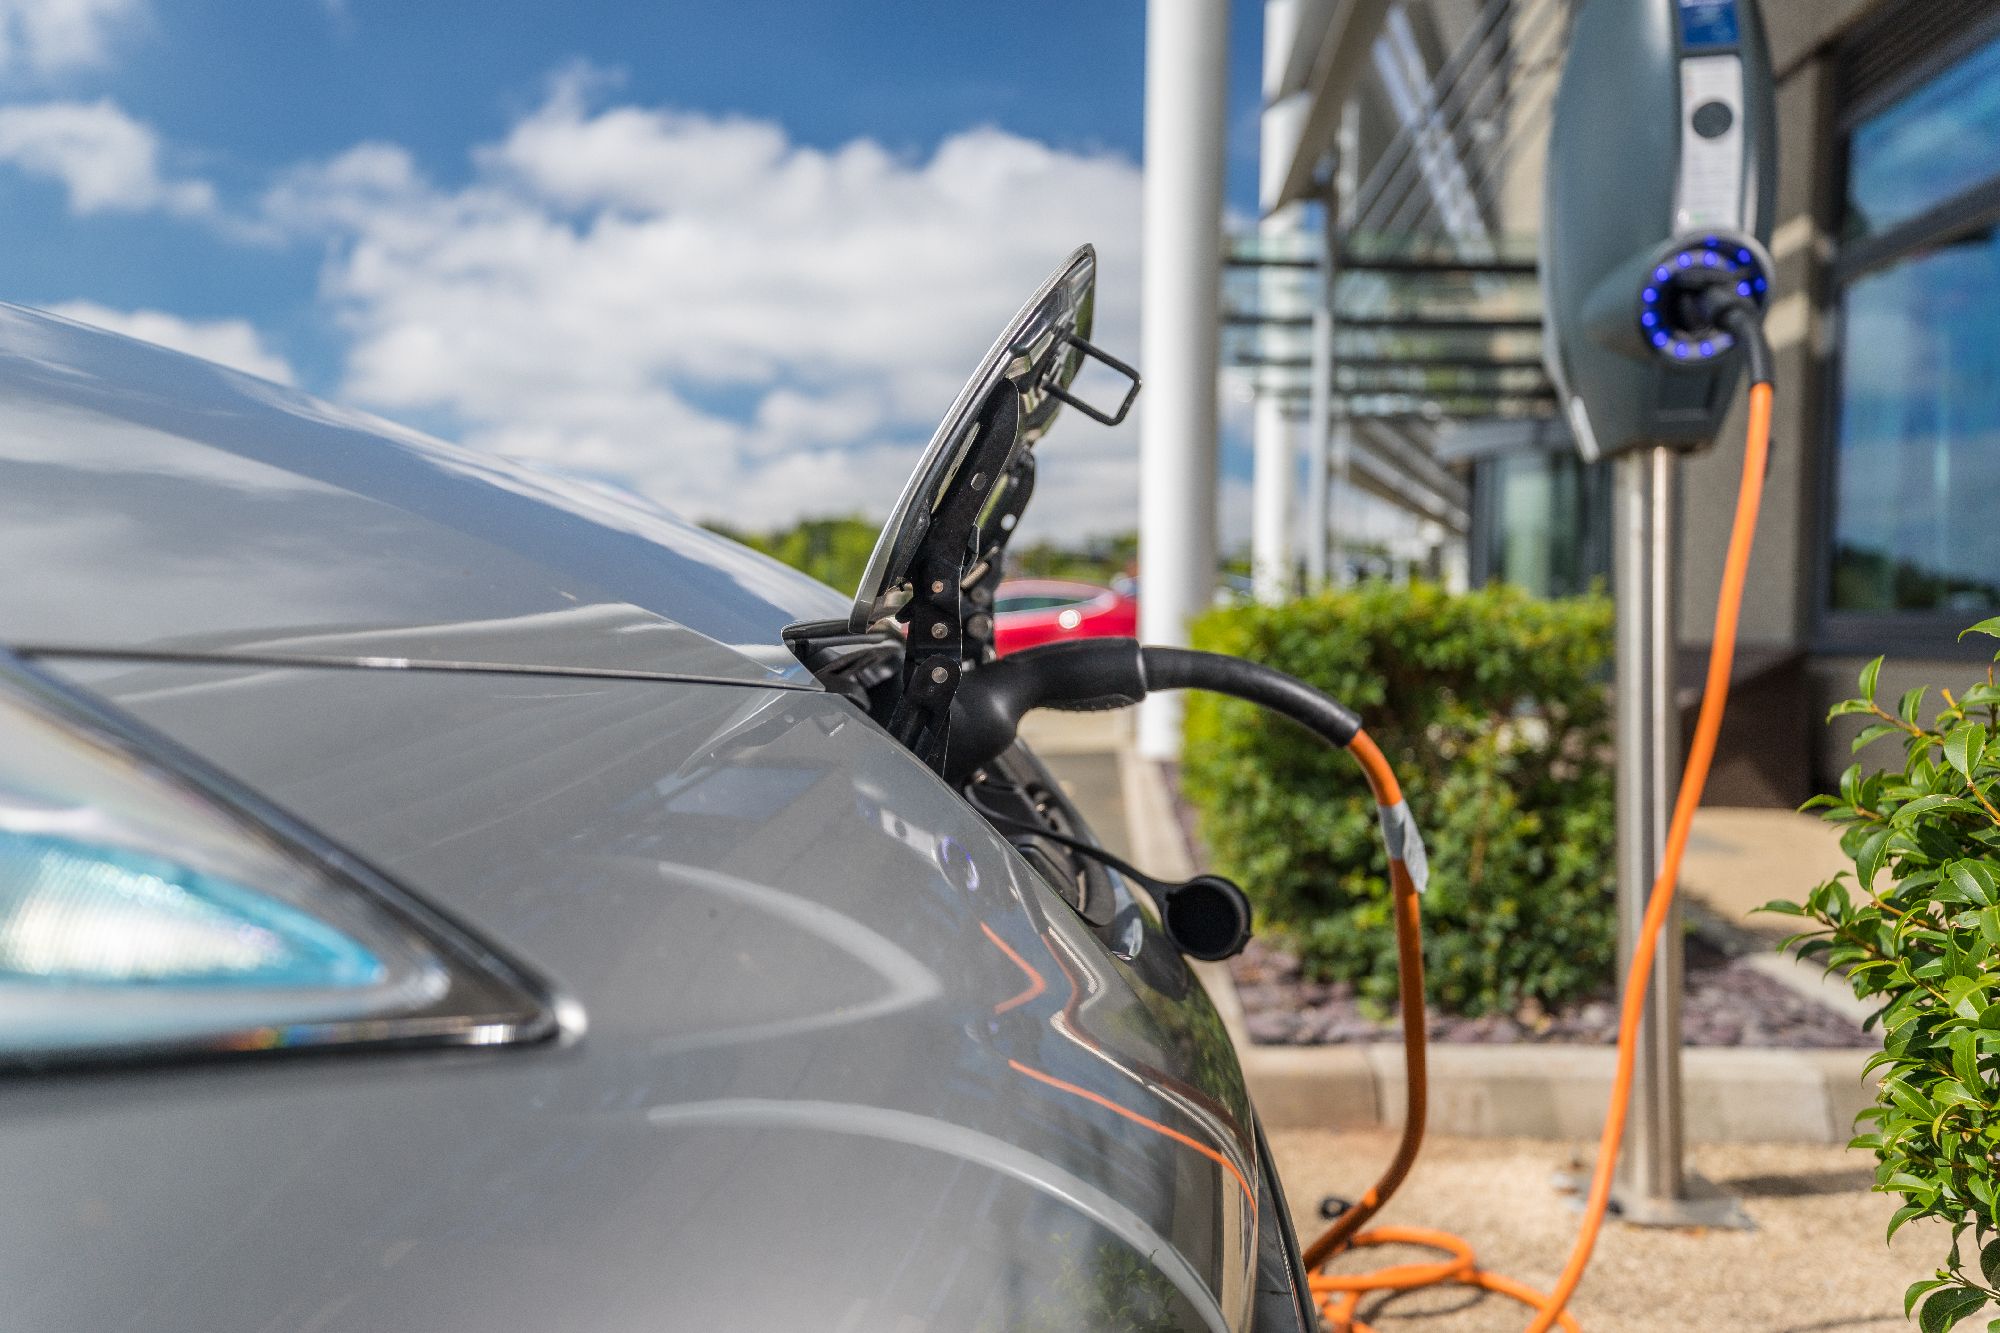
[1766,621,2000,1332]
[1180,580,1617,1017]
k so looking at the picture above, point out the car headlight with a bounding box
[0,653,560,1067]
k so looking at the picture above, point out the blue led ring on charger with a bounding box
[1637,232,1773,367]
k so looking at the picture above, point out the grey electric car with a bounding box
[0,247,1317,1331]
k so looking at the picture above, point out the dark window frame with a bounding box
[1813,8,2000,657]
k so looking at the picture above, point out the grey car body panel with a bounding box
[20,657,1261,1332]
[0,303,845,684]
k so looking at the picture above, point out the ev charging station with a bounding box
[1543,0,1776,1226]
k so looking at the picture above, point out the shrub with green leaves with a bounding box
[1180,580,1616,1017]
[1767,621,2000,1333]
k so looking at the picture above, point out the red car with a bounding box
[991,578,1137,655]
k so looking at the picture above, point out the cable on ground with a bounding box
[1301,338,1775,1332]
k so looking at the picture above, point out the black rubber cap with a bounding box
[1160,874,1253,962]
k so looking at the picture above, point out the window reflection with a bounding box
[1845,31,2000,243]
[1831,228,2000,614]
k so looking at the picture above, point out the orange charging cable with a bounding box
[1301,380,1776,1333]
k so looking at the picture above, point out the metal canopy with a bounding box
[1236,0,1579,545]
[1224,235,1558,428]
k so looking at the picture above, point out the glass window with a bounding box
[1845,30,2000,243]
[1830,226,2000,615]
[1830,22,2000,623]
[1470,450,1609,599]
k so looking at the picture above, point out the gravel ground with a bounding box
[1232,935,1875,1048]
[1271,1129,1938,1332]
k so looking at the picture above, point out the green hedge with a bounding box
[1182,580,1617,1017]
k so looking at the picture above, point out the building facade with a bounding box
[1251,0,2000,799]
[1676,0,2000,795]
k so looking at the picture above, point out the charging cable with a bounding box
[1513,301,1773,1331]
[946,640,1436,1325]
[946,303,1772,1332]
[1303,307,1775,1332]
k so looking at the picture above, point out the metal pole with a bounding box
[1606,448,1748,1229]
[1329,418,1353,585]
[1612,444,1685,1206]
[1252,0,1305,605]
[1325,97,1361,587]
[1136,0,1227,761]
[1304,305,1332,588]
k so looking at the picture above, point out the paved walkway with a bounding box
[1681,805,1851,933]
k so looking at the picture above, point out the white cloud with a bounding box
[0,0,143,76]
[0,97,212,215]
[45,300,296,383]
[268,65,1145,535]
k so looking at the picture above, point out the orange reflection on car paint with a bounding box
[1005,1058,1255,1208]
[980,921,1047,1014]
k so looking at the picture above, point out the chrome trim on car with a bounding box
[14,645,826,693]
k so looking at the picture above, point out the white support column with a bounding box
[1137,0,1229,761]
[1252,0,1308,607]
[1252,394,1294,603]
[1327,95,1362,587]
[1329,416,1354,585]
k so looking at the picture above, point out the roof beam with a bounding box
[1267,0,1396,213]
[1264,0,1339,102]
[1344,441,1470,533]
[1355,418,1471,512]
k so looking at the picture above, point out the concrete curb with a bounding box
[1119,749,1879,1145]
[1235,1041,1876,1144]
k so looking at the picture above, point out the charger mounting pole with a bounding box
[1611,433,1706,1221]
[1542,0,1776,1228]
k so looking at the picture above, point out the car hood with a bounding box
[6,657,1261,1332]
[0,302,846,684]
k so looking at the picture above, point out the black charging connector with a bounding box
[947,639,1360,787]
[1636,234,1771,372]
[949,638,1382,966]
[1715,302,1773,387]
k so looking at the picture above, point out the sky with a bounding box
[0,0,1266,545]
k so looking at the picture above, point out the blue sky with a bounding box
[0,0,1264,539]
